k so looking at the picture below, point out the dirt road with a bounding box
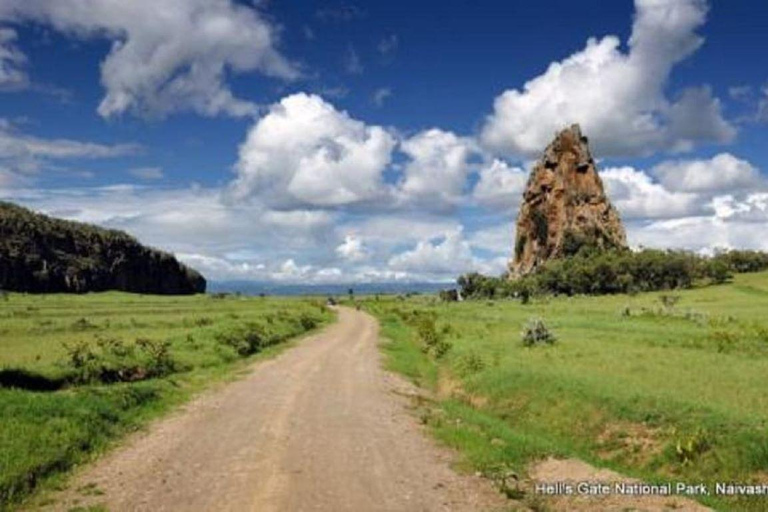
[46,307,506,512]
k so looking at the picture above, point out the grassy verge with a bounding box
[364,271,768,511]
[0,293,333,510]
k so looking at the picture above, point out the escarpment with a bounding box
[0,201,206,294]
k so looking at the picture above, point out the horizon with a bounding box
[1,0,767,285]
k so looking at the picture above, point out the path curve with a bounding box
[44,307,506,512]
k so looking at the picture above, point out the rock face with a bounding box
[0,201,206,294]
[510,124,627,277]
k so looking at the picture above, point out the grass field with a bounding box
[0,292,332,510]
[364,271,768,511]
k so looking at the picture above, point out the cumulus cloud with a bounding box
[468,223,513,255]
[0,0,297,118]
[336,235,368,262]
[473,159,528,211]
[0,28,27,91]
[628,197,768,253]
[481,0,735,158]
[389,229,475,275]
[397,128,473,209]
[231,93,396,208]
[388,228,507,278]
[601,154,768,250]
[651,153,761,193]
[601,166,701,219]
[2,185,337,261]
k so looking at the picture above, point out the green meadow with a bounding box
[364,271,768,511]
[0,292,332,510]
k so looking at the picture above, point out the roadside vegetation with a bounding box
[0,292,331,510]
[364,270,768,511]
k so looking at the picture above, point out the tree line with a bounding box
[455,249,768,300]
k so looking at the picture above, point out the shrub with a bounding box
[455,352,486,376]
[62,336,177,384]
[298,313,319,331]
[414,315,452,359]
[194,317,213,327]
[456,248,768,300]
[71,317,97,331]
[521,318,557,347]
[215,323,266,357]
[135,338,176,377]
[675,429,711,466]
[659,294,681,310]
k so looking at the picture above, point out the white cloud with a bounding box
[0,28,27,91]
[1,185,336,259]
[389,229,475,276]
[473,158,528,210]
[0,0,297,118]
[651,153,761,193]
[601,166,700,219]
[351,215,461,248]
[0,119,139,176]
[372,87,392,107]
[710,193,768,222]
[231,93,396,208]
[481,0,735,158]
[468,223,513,255]
[344,45,363,74]
[628,207,768,253]
[377,34,398,57]
[388,228,505,278]
[759,85,768,123]
[128,166,164,181]
[397,128,473,209]
[335,234,368,262]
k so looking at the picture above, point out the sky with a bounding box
[1,0,767,284]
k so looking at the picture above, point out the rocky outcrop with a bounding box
[0,201,206,294]
[510,124,627,277]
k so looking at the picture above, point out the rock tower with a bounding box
[510,124,627,277]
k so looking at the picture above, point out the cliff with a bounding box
[0,201,206,294]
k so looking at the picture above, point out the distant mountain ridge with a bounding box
[209,281,450,297]
[0,201,205,294]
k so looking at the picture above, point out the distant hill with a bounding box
[0,201,205,294]
[208,281,451,297]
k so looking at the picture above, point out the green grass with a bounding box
[364,272,768,511]
[0,292,332,510]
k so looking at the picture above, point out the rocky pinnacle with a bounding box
[510,124,627,277]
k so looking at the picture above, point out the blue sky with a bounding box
[1,0,767,283]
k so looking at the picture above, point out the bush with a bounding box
[675,429,711,466]
[215,323,266,356]
[457,248,768,300]
[136,338,176,377]
[455,352,486,376]
[413,315,452,359]
[659,294,681,309]
[521,318,557,347]
[62,336,177,384]
[298,313,319,331]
